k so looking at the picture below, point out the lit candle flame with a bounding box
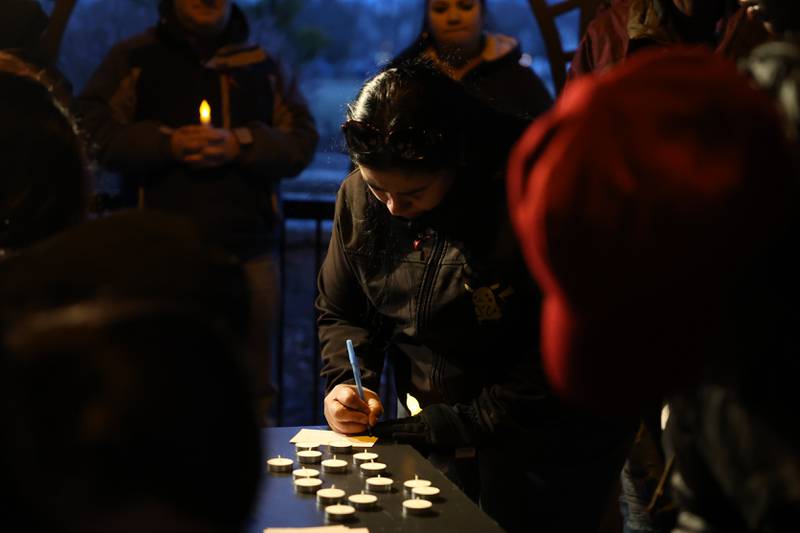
[199,100,211,127]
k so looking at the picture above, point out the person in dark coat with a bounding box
[77,0,319,425]
[391,0,552,121]
[317,60,633,533]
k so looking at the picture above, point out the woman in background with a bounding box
[391,0,552,121]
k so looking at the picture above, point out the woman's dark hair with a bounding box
[345,59,526,178]
[0,53,87,251]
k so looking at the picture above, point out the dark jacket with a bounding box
[319,170,569,437]
[569,0,770,81]
[77,6,318,259]
[318,170,635,532]
[392,33,552,121]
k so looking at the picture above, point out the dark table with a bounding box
[247,427,505,532]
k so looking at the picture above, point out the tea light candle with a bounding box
[403,497,433,515]
[365,475,393,493]
[317,485,346,505]
[292,467,320,479]
[353,451,379,464]
[329,440,353,454]
[295,442,320,452]
[321,455,348,473]
[359,459,387,476]
[325,504,356,522]
[412,485,441,500]
[297,450,323,464]
[348,491,378,510]
[403,475,432,492]
[266,455,293,473]
[294,477,323,494]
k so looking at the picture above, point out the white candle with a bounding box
[324,504,356,522]
[403,497,433,515]
[353,451,379,464]
[365,475,393,493]
[329,440,353,454]
[321,455,348,473]
[266,455,293,473]
[295,442,320,452]
[403,475,432,492]
[297,450,323,464]
[292,467,320,479]
[199,100,211,127]
[412,485,440,500]
[294,477,323,494]
[359,459,387,476]
[348,491,378,510]
[317,485,346,505]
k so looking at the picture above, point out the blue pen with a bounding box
[346,339,372,435]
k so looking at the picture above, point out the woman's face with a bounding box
[359,165,455,220]
[173,0,231,36]
[427,0,483,53]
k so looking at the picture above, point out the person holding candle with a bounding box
[77,0,319,426]
[317,60,633,533]
[390,0,552,121]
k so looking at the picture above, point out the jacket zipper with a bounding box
[414,233,446,397]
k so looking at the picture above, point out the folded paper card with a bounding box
[290,428,377,447]
[265,527,369,532]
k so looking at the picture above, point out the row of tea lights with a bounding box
[266,440,440,521]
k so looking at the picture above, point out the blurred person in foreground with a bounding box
[0,302,261,533]
[391,0,551,121]
[0,51,87,259]
[508,47,800,532]
[78,0,319,425]
[569,0,770,81]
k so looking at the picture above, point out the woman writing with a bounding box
[317,61,631,533]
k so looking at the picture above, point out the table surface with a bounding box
[247,426,505,533]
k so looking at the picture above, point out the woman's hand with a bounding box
[323,384,383,434]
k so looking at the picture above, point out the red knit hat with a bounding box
[507,48,795,412]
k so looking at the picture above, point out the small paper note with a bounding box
[290,428,377,447]
[264,526,369,533]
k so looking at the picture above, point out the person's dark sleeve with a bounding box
[76,41,172,175]
[239,58,319,179]
[375,351,554,450]
[316,185,385,394]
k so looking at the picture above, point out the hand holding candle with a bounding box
[170,125,240,169]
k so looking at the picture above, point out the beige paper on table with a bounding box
[264,526,369,533]
[289,428,377,447]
